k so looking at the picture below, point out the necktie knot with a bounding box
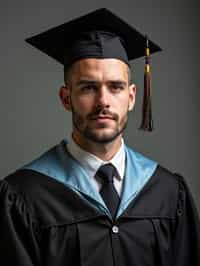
[96,163,117,184]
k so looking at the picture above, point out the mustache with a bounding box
[87,108,118,120]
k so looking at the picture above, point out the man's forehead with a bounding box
[71,58,129,77]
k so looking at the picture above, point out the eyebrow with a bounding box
[76,80,99,86]
[76,79,128,87]
[108,80,127,87]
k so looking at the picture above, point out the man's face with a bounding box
[60,58,136,144]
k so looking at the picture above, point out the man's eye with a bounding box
[111,85,124,91]
[81,85,97,92]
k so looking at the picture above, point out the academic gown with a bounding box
[0,140,200,266]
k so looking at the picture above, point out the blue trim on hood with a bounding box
[22,139,157,218]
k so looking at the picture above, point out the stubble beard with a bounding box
[71,105,129,144]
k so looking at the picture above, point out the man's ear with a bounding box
[128,83,137,111]
[59,85,71,111]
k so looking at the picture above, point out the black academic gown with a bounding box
[0,165,200,266]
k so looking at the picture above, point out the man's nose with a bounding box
[96,87,110,108]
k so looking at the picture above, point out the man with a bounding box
[0,8,200,266]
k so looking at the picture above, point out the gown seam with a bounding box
[39,216,176,229]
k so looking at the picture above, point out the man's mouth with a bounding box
[90,115,114,121]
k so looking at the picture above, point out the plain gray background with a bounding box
[0,0,200,213]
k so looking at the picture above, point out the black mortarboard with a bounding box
[25,8,162,131]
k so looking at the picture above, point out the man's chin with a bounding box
[84,129,121,144]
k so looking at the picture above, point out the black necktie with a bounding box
[96,163,120,219]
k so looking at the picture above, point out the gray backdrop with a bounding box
[0,0,200,213]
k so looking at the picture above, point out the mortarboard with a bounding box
[25,8,162,131]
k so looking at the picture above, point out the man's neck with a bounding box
[72,132,123,161]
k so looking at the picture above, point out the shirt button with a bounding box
[112,225,119,234]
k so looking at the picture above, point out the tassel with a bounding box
[139,36,153,131]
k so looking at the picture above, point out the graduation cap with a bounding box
[26,8,162,131]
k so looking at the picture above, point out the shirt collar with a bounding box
[67,135,125,181]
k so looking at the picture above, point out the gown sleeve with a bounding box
[0,180,41,266]
[173,173,200,266]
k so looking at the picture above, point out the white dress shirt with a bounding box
[66,135,126,196]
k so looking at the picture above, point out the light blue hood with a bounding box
[23,139,158,218]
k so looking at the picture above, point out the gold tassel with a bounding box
[139,37,153,131]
